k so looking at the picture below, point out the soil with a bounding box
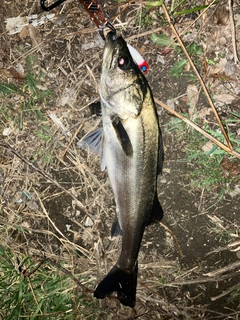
[0,0,240,319]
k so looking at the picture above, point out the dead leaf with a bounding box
[225,61,237,76]
[187,84,199,108]
[20,25,42,46]
[202,141,214,153]
[198,107,211,118]
[0,67,25,81]
[187,84,199,119]
[228,185,240,198]
[3,127,14,136]
[48,111,72,137]
[58,88,77,107]
[19,26,29,39]
[214,93,236,104]
[212,57,227,74]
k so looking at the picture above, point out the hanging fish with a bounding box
[80,32,164,307]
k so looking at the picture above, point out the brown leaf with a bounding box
[19,25,42,46]
[28,25,42,46]
[214,93,236,104]
[187,84,199,108]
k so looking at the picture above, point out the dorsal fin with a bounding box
[157,128,164,175]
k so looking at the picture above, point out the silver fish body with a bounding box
[80,32,164,307]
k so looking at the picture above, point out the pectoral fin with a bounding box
[112,117,133,157]
[78,128,106,171]
[147,192,164,226]
[78,128,103,155]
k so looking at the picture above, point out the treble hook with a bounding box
[40,0,67,11]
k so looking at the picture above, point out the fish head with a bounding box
[100,32,147,119]
[102,32,134,73]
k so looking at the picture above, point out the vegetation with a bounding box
[0,245,95,320]
[1,0,240,318]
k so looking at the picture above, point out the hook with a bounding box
[40,0,67,11]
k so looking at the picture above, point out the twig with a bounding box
[154,98,240,160]
[228,0,239,64]
[48,259,94,294]
[34,188,91,258]
[175,266,198,280]
[160,222,183,257]
[60,121,85,160]
[161,3,234,152]
[211,283,240,301]
[204,261,240,277]
[165,272,237,286]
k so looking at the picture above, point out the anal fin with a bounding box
[147,192,164,226]
[111,217,122,237]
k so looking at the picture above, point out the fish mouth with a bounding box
[102,32,119,70]
[105,31,117,46]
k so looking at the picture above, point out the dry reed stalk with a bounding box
[159,3,240,160]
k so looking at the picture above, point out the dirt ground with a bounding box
[1,0,240,319]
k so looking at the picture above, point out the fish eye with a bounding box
[118,55,130,70]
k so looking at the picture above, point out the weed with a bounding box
[34,126,52,143]
[0,55,53,131]
[215,229,234,244]
[135,9,153,27]
[150,33,181,51]
[0,245,92,320]
[143,0,208,15]
[187,152,227,191]
[0,55,56,163]
[159,276,167,285]
[170,59,188,77]
[165,116,239,192]
[151,30,203,77]
[187,43,203,56]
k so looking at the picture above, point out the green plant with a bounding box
[151,30,203,77]
[142,0,208,15]
[134,6,154,27]
[0,245,88,320]
[168,0,208,16]
[170,59,188,77]
[0,55,53,130]
[165,116,239,192]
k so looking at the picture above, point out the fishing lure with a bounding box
[127,44,149,74]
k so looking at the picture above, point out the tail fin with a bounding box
[94,263,138,308]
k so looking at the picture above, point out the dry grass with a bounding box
[1,0,240,319]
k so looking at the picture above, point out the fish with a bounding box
[79,31,164,308]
